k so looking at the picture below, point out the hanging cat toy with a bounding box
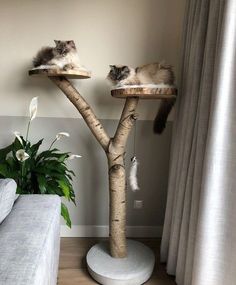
[129,121,140,191]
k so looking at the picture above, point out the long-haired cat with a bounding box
[107,63,176,134]
[33,40,81,70]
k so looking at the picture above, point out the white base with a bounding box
[86,240,155,285]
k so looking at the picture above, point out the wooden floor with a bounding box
[58,238,176,285]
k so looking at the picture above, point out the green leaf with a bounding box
[36,149,60,162]
[0,164,9,177]
[6,157,19,172]
[35,162,69,177]
[61,202,71,228]
[0,143,13,161]
[37,175,47,194]
[30,139,43,157]
[44,181,64,196]
[71,196,76,205]
[13,137,25,150]
[58,180,70,200]
[58,153,69,162]
[16,186,23,194]
[67,169,76,176]
[50,186,64,196]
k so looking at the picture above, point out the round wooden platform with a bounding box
[28,68,91,79]
[111,87,177,99]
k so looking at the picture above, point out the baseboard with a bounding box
[60,225,163,238]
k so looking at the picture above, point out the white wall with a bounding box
[0,0,185,120]
[0,0,186,236]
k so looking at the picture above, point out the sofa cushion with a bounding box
[0,178,17,224]
[0,195,61,285]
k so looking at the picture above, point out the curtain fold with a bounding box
[161,0,235,284]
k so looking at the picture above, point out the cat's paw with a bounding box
[63,64,74,71]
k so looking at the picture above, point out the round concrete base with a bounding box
[86,240,155,285]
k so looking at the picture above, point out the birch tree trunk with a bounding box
[50,76,138,258]
[107,98,139,257]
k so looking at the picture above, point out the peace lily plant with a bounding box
[0,97,81,227]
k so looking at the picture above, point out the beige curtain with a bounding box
[161,0,236,284]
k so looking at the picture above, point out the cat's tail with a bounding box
[153,98,176,134]
[33,47,53,67]
[33,55,41,67]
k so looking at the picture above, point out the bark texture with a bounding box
[50,76,139,258]
[111,87,177,99]
[108,98,139,257]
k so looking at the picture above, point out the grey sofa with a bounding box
[0,194,61,285]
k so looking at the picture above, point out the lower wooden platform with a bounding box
[58,238,176,285]
[111,87,177,99]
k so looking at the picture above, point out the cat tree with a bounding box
[29,68,177,285]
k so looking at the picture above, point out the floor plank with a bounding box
[58,238,176,285]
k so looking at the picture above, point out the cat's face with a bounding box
[54,40,76,56]
[108,65,130,83]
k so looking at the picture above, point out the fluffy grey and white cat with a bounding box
[107,63,176,134]
[33,40,81,70]
[107,63,175,87]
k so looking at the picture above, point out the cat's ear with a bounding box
[67,40,76,48]
[159,61,172,69]
[122,66,129,72]
[109,65,115,70]
[54,40,61,46]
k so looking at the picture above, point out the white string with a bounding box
[129,120,140,191]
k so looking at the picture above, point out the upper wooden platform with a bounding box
[28,68,91,79]
[111,87,177,99]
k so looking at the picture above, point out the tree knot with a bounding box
[131,113,139,121]
[109,164,125,174]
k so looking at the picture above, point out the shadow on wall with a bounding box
[10,62,55,94]
[80,129,107,227]
[88,77,125,116]
[65,118,110,227]
[14,62,79,119]
[91,79,111,106]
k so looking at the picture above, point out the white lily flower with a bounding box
[68,154,82,160]
[56,132,70,141]
[29,97,38,121]
[16,149,30,162]
[13,131,23,145]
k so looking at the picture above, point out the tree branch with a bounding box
[50,76,110,151]
[111,97,139,153]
